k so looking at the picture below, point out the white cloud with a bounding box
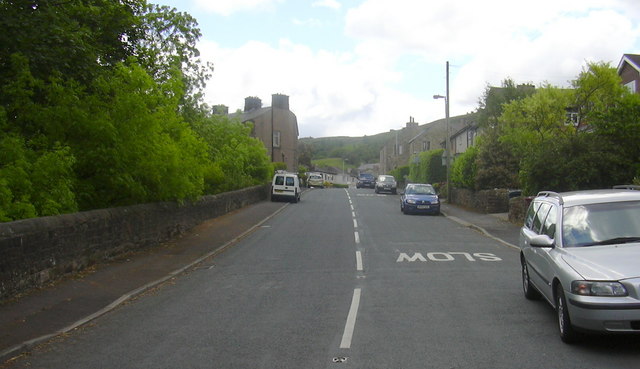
[191,0,640,138]
[194,0,283,16]
[198,38,437,137]
[312,0,342,10]
[345,0,640,117]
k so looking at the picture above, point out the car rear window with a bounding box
[274,175,284,185]
[285,176,295,186]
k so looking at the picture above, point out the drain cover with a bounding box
[332,357,348,363]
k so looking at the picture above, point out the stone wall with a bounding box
[0,185,269,301]
[449,188,510,213]
[508,196,532,224]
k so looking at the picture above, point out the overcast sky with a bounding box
[156,0,640,138]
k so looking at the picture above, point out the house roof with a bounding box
[450,122,478,140]
[617,54,640,74]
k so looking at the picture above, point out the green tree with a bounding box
[450,146,478,189]
[135,4,214,116]
[474,131,519,190]
[191,116,272,194]
[409,149,445,184]
[0,0,145,86]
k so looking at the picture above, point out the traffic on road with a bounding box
[3,187,639,369]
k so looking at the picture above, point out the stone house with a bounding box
[380,114,476,174]
[618,54,640,94]
[379,117,421,174]
[232,94,299,172]
[450,121,479,157]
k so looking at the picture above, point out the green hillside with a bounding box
[299,131,392,168]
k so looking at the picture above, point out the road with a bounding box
[5,188,640,368]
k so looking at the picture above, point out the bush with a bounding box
[409,149,445,184]
[451,146,477,189]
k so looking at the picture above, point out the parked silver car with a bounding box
[520,189,640,343]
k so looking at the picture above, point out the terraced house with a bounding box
[379,114,475,175]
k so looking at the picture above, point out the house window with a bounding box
[625,80,636,93]
[566,112,579,127]
[422,141,430,151]
[273,131,281,148]
[467,129,475,148]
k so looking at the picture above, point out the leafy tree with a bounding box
[191,116,272,194]
[135,4,214,116]
[500,85,575,158]
[572,62,628,127]
[474,131,519,190]
[0,0,145,86]
[520,133,628,193]
[477,79,535,129]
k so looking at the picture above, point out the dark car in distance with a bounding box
[356,173,375,189]
[375,175,397,194]
[400,183,440,214]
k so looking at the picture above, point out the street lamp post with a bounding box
[433,61,451,203]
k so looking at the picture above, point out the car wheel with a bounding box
[521,258,540,300]
[556,283,579,344]
[292,191,298,203]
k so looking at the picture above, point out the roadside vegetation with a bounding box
[411,63,640,195]
[0,1,272,222]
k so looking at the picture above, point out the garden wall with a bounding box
[0,185,269,301]
[449,188,510,214]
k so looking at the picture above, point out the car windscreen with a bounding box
[406,185,435,195]
[562,200,640,247]
[380,176,395,182]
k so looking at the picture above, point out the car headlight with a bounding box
[571,281,628,296]
[432,198,439,204]
[406,199,416,204]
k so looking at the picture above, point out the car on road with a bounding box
[356,173,376,189]
[271,171,301,203]
[400,183,440,215]
[307,173,324,188]
[375,175,397,194]
[519,189,640,343]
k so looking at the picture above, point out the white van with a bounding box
[271,172,301,203]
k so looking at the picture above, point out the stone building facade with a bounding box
[380,114,476,174]
[233,94,299,172]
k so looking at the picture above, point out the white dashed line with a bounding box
[340,288,361,349]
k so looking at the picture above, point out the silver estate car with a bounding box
[520,189,640,343]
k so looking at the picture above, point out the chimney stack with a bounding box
[272,94,289,110]
[244,96,262,112]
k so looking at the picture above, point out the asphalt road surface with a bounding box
[5,188,640,368]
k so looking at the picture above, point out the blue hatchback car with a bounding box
[400,183,440,215]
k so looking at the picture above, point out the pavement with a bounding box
[0,194,522,363]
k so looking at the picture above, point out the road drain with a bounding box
[332,357,348,363]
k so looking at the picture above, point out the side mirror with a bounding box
[529,234,555,248]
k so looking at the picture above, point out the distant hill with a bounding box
[299,131,394,168]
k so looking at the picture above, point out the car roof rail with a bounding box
[537,191,564,205]
[613,184,640,190]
